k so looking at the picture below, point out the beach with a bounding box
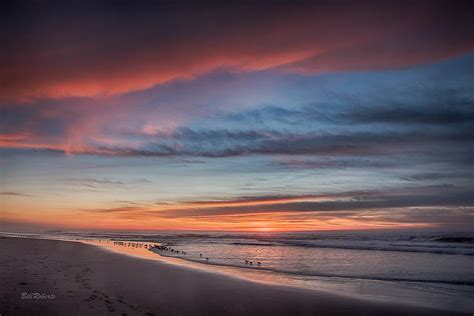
[0,236,467,315]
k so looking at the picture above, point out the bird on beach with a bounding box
[257,262,261,266]
[245,260,248,264]
[205,257,209,261]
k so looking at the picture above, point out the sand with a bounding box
[0,236,467,315]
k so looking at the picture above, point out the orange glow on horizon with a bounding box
[1,207,434,233]
[1,193,436,233]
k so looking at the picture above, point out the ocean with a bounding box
[5,229,474,312]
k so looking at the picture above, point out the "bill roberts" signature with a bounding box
[21,292,56,300]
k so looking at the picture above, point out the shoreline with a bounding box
[83,238,473,313]
[0,236,468,315]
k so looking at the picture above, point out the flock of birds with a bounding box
[86,240,264,267]
[150,244,262,266]
[244,260,261,266]
[151,245,188,256]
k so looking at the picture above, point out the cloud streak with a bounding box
[63,177,151,189]
[0,192,32,197]
[76,186,474,229]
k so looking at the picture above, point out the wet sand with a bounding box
[0,237,467,315]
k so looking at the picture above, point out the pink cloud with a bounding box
[1,1,472,101]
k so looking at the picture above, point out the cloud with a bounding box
[399,173,453,182]
[344,92,474,126]
[0,191,32,197]
[1,55,473,165]
[1,0,473,101]
[75,185,474,229]
[217,87,474,128]
[82,206,141,214]
[274,158,396,170]
[79,185,473,217]
[90,128,473,160]
[155,187,474,218]
[64,177,151,189]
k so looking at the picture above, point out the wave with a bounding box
[431,237,474,243]
[276,241,474,255]
[230,242,280,246]
[189,238,474,255]
[150,248,474,287]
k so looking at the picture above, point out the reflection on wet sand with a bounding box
[79,238,301,291]
[78,238,382,301]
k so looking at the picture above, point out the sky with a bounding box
[1,0,473,232]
